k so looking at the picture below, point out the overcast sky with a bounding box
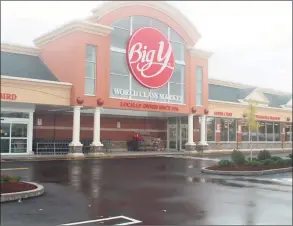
[1,1,292,93]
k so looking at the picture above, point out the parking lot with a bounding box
[1,156,292,225]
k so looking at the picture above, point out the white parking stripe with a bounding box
[61,215,142,226]
[163,155,220,162]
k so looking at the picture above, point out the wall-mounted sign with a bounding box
[214,111,233,117]
[256,115,280,121]
[0,93,17,100]
[117,122,121,129]
[113,88,182,102]
[120,101,179,111]
[127,27,175,89]
[37,118,42,126]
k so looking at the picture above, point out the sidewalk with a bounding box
[1,148,291,161]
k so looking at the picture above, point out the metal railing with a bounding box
[33,140,112,155]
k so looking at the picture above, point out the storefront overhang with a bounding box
[208,100,292,122]
[1,76,72,106]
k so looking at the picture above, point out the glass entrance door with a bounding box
[168,125,177,150]
[1,120,28,154]
[180,125,188,150]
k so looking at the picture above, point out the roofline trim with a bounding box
[209,99,292,112]
[208,78,292,96]
[1,43,40,56]
[1,75,72,86]
[89,1,201,46]
[188,47,213,59]
[33,20,113,47]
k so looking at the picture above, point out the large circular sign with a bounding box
[126,27,175,89]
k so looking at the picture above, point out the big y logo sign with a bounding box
[127,27,175,89]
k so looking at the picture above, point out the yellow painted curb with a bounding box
[1,167,29,171]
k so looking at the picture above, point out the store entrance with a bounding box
[167,117,188,151]
[1,117,29,154]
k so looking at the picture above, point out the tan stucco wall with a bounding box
[0,78,71,106]
[208,101,292,122]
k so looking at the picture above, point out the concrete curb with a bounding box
[201,166,293,176]
[1,181,44,203]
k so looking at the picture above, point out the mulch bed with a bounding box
[1,182,37,194]
[207,164,291,171]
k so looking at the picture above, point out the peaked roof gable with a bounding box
[244,88,269,103]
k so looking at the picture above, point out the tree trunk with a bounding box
[249,125,252,160]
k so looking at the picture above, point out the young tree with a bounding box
[243,100,259,160]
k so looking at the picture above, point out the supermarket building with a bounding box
[1,1,292,156]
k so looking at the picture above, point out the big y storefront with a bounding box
[1,1,292,155]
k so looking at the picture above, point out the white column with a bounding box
[70,106,82,146]
[199,115,208,145]
[27,111,34,155]
[186,114,195,145]
[91,107,103,146]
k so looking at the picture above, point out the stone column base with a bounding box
[185,145,197,151]
[68,145,84,157]
[88,146,105,157]
[196,144,209,152]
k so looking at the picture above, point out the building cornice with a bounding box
[33,20,113,47]
[209,99,292,112]
[1,75,72,86]
[188,47,213,59]
[1,43,40,56]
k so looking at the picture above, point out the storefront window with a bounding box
[241,124,249,141]
[1,112,29,118]
[274,123,280,141]
[109,16,186,104]
[258,121,266,141]
[206,117,215,141]
[85,45,96,95]
[266,122,274,141]
[196,66,203,106]
[220,119,228,141]
[285,124,292,142]
[228,119,236,141]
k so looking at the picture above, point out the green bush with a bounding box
[275,159,286,166]
[270,156,283,162]
[263,159,276,165]
[218,159,232,167]
[288,154,292,159]
[231,150,245,165]
[247,160,261,167]
[0,175,21,184]
[284,159,292,167]
[257,150,271,161]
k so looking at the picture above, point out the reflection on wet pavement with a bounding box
[1,157,292,225]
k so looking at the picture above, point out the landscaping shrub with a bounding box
[231,150,245,165]
[247,160,261,167]
[284,159,293,167]
[257,150,271,161]
[263,159,276,165]
[0,175,20,184]
[275,159,286,166]
[218,159,232,167]
[270,156,283,162]
[288,154,292,159]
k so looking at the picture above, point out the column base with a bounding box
[185,144,197,151]
[88,145,105,157]
[68,144,84,157]
[196,144,209,152]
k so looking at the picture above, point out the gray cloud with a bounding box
[1,1,292,92]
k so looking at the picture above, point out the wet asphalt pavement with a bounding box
[1,156,292,226]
